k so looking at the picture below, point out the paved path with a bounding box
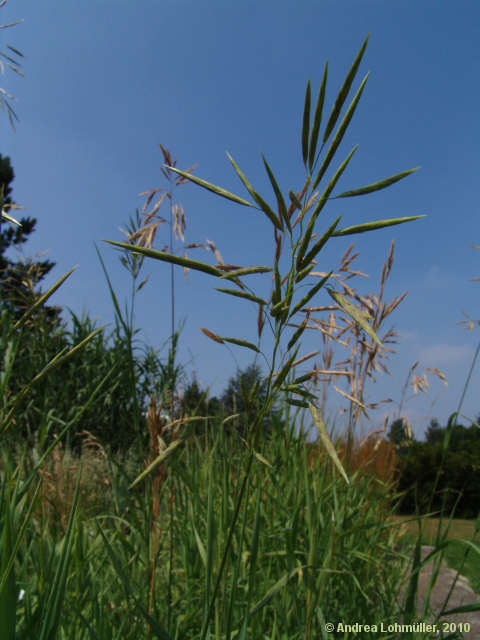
[395,545,480,638]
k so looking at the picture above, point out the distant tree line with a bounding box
[387,415,480,518]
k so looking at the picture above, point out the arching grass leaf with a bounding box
[301,80,311,167]
[336,167,420,198]
[330,215,426,237]
[309,402,350,484]
[323,34,370,145]
[313,72,369,191]
[226,152,283,230]
[308,61,328,172]
[215,288,268,305]
[164,164,255,208]
[104,240,223,276]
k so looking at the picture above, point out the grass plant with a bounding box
[2,34,480,640]
[102,34,479,639]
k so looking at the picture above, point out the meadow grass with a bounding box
[2,34,480,640]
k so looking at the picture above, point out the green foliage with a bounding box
[392,421,480,518]
[0,154,61,328]
[220,362,283,439]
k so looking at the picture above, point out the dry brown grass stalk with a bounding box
[34,430,110,532]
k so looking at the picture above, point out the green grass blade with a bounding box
[287,320,308,351]
[219,266,272,279]
[327,286,383,347]
[330,214,426,237]
[323,34,370,144]
[95,523,174,639]
[308,61,328,172]
[0,488,16,639]
[313,72,369,191]
[309,145,358,221]
[300,216,342,270]
[289,190,303,211]
[104,240,224,277]
[301,80,311,167]
[336,167,420,198]
[11,266,77,335]
[38,468,82,640]
[221,337,260,353]
[308,402,350,485]
[226,152,283,230]
[248,566,307,617]
[192,522,207,568]
[129,439,183,490]
[262,155,289,231]
[95,242,130,336]
[164,165,255,208]
[273,346,301,391]
[289,271,332,319]
[214,288,268,306]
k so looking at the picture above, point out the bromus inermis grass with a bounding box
[105,34,431,638]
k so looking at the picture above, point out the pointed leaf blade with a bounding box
[309,402,350,485]
[215,288,268,305]
[323,34,370,144]
[221,336,260,353]
[104,240,223,276]
[336,167,420,198]
[313,72,370,191]
[308,61,328,172]
[301,80,311,167]
[330,215,426,237]
[226,152,283,230]
[262,155,289,231]
[164,165,255,207]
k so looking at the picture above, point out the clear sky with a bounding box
[2,0,480,443]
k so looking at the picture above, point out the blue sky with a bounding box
[2,0,480,443]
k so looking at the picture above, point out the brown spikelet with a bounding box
[201,327,224,344]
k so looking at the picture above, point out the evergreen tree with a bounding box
[0,154,61,327]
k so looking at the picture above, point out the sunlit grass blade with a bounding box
[201,327,225,344]
[301,80,311,167]
[309,402,350,484]
[219,265,272,279]
[308,61,328,172]
[0,208,21,226]
[214,288,268,306]
[226,152,283,230]
[104,240,224,277]
[262,154,289,231]
[313,72,369,191]
[323,34,370,145]
[221,337,260,353]
[163,164,255,208]
[289,272,332,319]
[248,566,307,617]
[11,266,77,335]
[129,439,183,490]
[327,286,383,347]
[336,167,420,198]
[330,214,426,237]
